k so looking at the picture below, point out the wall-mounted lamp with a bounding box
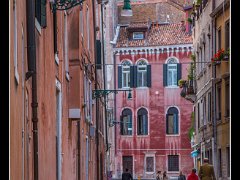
[92,89,132,99]
[50,0,84,12]
[121,0,133,16]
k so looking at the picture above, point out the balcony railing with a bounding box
[180,80,196,103]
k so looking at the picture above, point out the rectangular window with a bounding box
[35,0,46,27]
[197,102,200,129]
[167,64,177,86]
[200,99,203,127]
[218,28,221,50]
[64,13,70,80]
[53,11,58,54]
[218,149,222,177]
[209,148,212,164]
[122,66,130,88]
[225,20,229,50]
[166,114,178,134]
[203,96,206,125]
[146,156,154,172]
[137,114,148,135]
[225,80,230,117]
[168,155,179,171]
[226,147,230,177]
[137,65,147,87]
[80,8,83,36]
[87,7,90,49]
[217,83,221,120]
[208,92,212,122]
[133,32,144,40]
[84,70,92,123]
[122,115,132,135]
[13,1,19,84]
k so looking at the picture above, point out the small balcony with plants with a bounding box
[179,55,196,103]
[211,48,230,65]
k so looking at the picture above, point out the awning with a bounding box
[191,150,199,157]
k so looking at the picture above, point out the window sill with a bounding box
[165,86,179,89]
[136,87,148,89]
[14,68,19,85]
[136,135,149,137]
[120,135,133,137]
[55,53,59,65]
[66,72,70,82]
[35,18,41,35]
[166,134,180,137]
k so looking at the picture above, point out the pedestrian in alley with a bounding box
[198,158,216,180]
[122,168,133,180]
[156,170,163,180]
[163,171,168,180]
[187,168,199,180]
[178,171,186,180]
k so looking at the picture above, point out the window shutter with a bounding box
[128,115,132,135]
[166,114,169,134]
[134,66,137,88]
[137,115,140,135]
[177,63,182,82]
[143,115,148,134]
[41,0,47,28]
[120,115,123,135]
[118,66,122,88]
[35,0,41,23]
[173,114,178,134]
[130,66,134,88]
[96,40,102,69]
[147,65,151,87]
[163,64,167,86]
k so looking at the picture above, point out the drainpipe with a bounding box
[113,51,117,156]
[91,0,100,179]
[26,0,38,179]
[211,0,217,176]
[77,121,80,180]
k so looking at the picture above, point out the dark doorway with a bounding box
[122,156,133,175]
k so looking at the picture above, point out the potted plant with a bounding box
[178,79,187,88]
[223,48,230,60]
[187,17,193,24]
[211,49,229,64]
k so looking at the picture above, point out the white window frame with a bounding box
[87,6,90,49]
[122,60,131,88]
[79,7,83,37]
[84,70,92,124]
[64,11,70,81]
[137,60,147,87]
[14,1,19,84]
[166,106,180,136]
[145,155,155,174]
[133,32,144,40]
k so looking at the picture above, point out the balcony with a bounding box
[179,80,196,103]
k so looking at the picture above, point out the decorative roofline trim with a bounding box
[113,44,193,55]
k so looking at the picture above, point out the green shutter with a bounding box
[41,0,47,28]
[147,65,151,87]
[130,66,134,88]
[177,63,182,82]
[173,114,178,134]
[166,114,169,134]
[118,66,122,88]
[120,115,123,135]
[163,64,167,86]
[96,40,102,69]
[134,66,137,88]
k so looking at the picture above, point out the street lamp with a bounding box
[92,89,132,99]
[50,0,84,12]
[121,0,133,16]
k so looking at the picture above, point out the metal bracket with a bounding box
[51,0,84,12]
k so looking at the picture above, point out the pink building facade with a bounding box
[112,22,194,179]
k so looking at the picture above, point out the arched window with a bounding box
[122,60,131,88]
[137,108,148,135]
[163,58,181,87]
[166,107,179,134]
[137,60,147,87]
[121,109,132,135]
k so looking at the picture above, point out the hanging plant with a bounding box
[187,17,193,24]
[178,79,187,88]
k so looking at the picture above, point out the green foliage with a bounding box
[188,112,195,140]
[178,79,187,87]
